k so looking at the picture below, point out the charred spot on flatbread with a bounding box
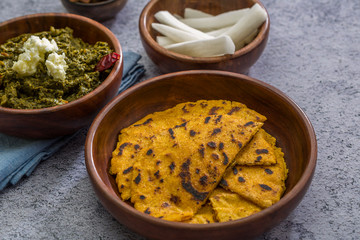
[204,117,211,124]
[238,176,246,183]
[117,142,131,156]
[168,128,175,139]
[134,118,153,127]
[123,166,133,174]
[227,106,241,115]
[211,128,222,136]
[207,141,217,148]
[190,130,196,137]
[133,172,141,184]
[209,106,221,115]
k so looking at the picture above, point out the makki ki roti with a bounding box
[184,203,215,224]
[209,188,262,222]
[187,129,286,223]
[234,128,277,166]
[120,99,267,137]
[109,99,267,221]
[109,99,266,201]
[221,136,288,208]
[130,114,264,221]
[110,133,150,200]
[186,135,287,223]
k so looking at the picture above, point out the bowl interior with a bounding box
[86,70,316,239]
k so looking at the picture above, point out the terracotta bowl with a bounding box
[139,0,270,74]
[61,0,128,22]
[0,13,123,138]
[85,70,317,240]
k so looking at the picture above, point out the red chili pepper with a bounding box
[95,52,120,72]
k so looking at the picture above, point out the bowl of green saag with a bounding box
[0,13,123,138]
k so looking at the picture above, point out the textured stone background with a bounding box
[0,0,359,239]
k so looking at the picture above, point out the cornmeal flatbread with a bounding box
[221,141,288,208]
[109,100,267,221]
[121,100,267,137]
[130,114,264,221]
[209,188,262,222]
[109,132,153,200]
[234,128,277,166]
[109,100,266,202]
[184,203,215,224]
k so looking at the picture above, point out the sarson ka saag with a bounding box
[0,27,116,109]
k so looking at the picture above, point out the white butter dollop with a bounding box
[45,52,68,80]
[12,35,67,80]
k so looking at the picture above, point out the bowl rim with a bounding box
[85,70,317,230]
[0,12,123,113]
[139,0,270,63]
[62,0,120,7]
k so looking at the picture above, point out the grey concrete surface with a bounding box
[0,0,359,239]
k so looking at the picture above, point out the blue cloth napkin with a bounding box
[0,51,145,191]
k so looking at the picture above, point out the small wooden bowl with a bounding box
[0,13,123,138]
[85,70,317,240]
[139,0,270,74]
[61,0,128,22]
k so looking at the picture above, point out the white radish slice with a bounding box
[180,8,249,31]
[243,29,259,45]
[236,29,259,49]
[184,8,213,18]
[156,36,176,46]
[220,3,267,50]
[173,13,183,19]
[206,26,232,37]
[154,11,213,39]
[164,35,235,57]
[152,23,207,42]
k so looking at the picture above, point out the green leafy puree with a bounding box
[0,27,113,109]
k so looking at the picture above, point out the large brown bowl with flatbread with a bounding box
[85,70,317,240]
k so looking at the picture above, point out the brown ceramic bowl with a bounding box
[0,13,123,138]
[61,0,128,22]
[139,0,270,74]
[85,70,317,240]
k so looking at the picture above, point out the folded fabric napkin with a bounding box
[0,51,145,191]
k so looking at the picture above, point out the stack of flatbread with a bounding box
[109,100,288,223]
